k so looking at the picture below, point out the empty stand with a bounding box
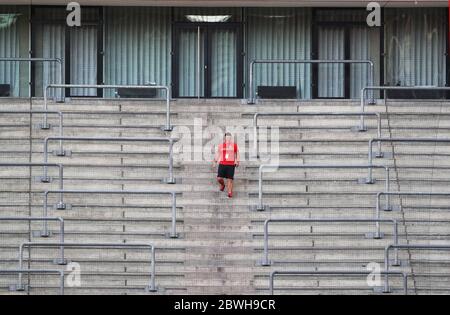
[1,96,450,294]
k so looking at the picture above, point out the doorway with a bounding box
[312,9,380,99]
[172,23,243,98]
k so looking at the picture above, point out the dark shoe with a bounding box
[228,192,233,198]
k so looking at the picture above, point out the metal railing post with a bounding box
[58,58,64,103]
[57,164,65,209]
[375,196,381,239]
[248,60,255,104]
[43,192,50,238]
[393,222,399,267]
[165,139,176,184]
[368,62,375,104]
[262,219,271,266]
[269,271,277,295]
[43,138,50,181]
[58,112,64,154]
[60,270,65,295]
[163,87,173,131]
[149,245,157,292]
[18,244,25,285]
[368,140,374,183]
[376,113,382,156]
[170,192,178,238]
[257,165,265,211]
[385,167,391,211]
[253,113,259,158]
[360,88,366,130]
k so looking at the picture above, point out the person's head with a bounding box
[224,132,232,144]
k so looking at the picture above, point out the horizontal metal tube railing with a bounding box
[252,112,382,158]
[1,217,65,290]
[249,59,375,104]
[42,189,178,239]
[0,58,64,100]
[0,163,65,209]
[367,137,450,183]
[260,218,399,267]
[254,164,390,211]
[269,270,408,295]
[0,110,62,126]
[43,136,178,185]
[0,110,64,151]
[0,109,177,152]
[384,244,450,294]
[0,216,64,247]
[17,242,157,292]
[361,86,450,112]
[44,84,172,131]
[376,191,450,214]
[1,269,64,295]
[0,57,62,64]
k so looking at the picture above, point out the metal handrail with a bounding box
[44,84,172,131]
[0,110,64,166]
[253,164,390,211]
[1,269,65,295]
[259,218,399,267]
[0,109,177,152]
[376,192,450,259]
[0,163,65,207]
[0,110,64,161]
[367,137,450,183]
[0,217,65,288]
[17,242,157,292]
[0,110,63,139]
[384,244,450,293]
[360,86,450,112]
[252,112,382,157]
[269,270,408,295]
[0,58,64,100]
[42,136,178,185]
[0,216,64,245]
[376,191,450,213]
[248,59,375,104]
[42,189,179,238]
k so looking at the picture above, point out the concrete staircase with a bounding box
[0,97,449,295]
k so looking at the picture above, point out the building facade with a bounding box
[0,4,448,99]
